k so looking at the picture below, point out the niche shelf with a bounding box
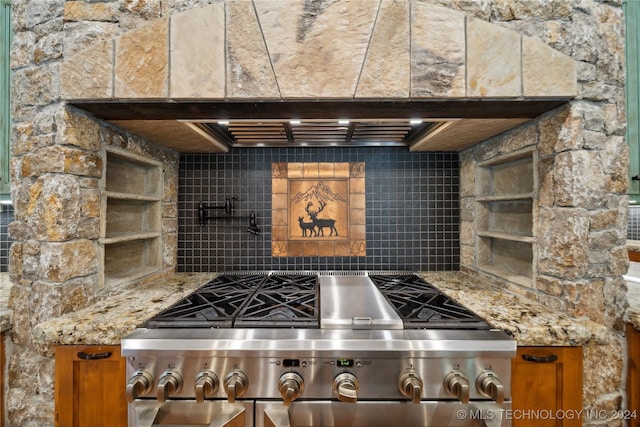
[475,147,537,287]
[101,148,163,288]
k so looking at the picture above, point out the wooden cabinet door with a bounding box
[628,325,640,427]
[511,346,582,427]
[1,331,5,427]
[55,345,127,427]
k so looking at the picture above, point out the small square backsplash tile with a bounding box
[178,147,459,272]
[0,205,14,272]
[629,206,640,241]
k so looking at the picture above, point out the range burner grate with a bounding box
[148,272,488,330]
[369,273,489,329]
[147,272,319,328]
[235,290,318,327]
[200,273,269,291]
[260,274,319,292]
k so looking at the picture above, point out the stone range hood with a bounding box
[61,1,577,153]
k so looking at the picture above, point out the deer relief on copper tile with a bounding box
[290,180,348,239]
[271,162,366,257]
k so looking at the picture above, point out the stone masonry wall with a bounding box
[7,3,179,425]
[461,104,629,424]
[7,111,178,425]
[5,0,629,426]
[459,2,629,424]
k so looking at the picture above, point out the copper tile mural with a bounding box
[272,162,366,257]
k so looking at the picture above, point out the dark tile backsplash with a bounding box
[1,204,13,272]
[629,206,640,241]
[178,147,460,272]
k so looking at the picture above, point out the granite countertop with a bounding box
[623,262,640,330]
[421,271,610,346]
[0,272,12,333]
[31,272,216,356]
[627,283,640,330]
[29,270,614,354]
[627,240,640,252]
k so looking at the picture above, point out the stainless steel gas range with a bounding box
[122,272,516,427]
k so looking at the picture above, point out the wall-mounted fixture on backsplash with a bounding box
[198,196,235,222]
[198,196,260,235]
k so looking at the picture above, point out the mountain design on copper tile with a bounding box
[290,182,347,203]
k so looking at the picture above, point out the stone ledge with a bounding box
[420,271,610,346]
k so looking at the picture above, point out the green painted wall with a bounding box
[0,0,11,197]
[626,0,640,202]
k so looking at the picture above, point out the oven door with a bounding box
[256,401,511,427]
[129,400,254,427]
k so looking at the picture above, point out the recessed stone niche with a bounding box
[474,147,537,287]
[272,162,366,257]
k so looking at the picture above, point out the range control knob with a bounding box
[195,370,219,403]
[224,370,249,403]
[476,371,505,404]
[333,372,359,403]
[157,369,183,402]
[398,369,423,404]
[278,372,304,406]
[443,370,470,403]
[125,369,154,402]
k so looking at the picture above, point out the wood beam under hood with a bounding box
[108,120,230,153]
[77,99,568,152]
[409,118,532,152]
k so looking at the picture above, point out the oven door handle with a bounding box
[263,406,291,427]
[132,402,246,427]
[208,403,246,427]
[133,403,162,427]
[470,402,505,427]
